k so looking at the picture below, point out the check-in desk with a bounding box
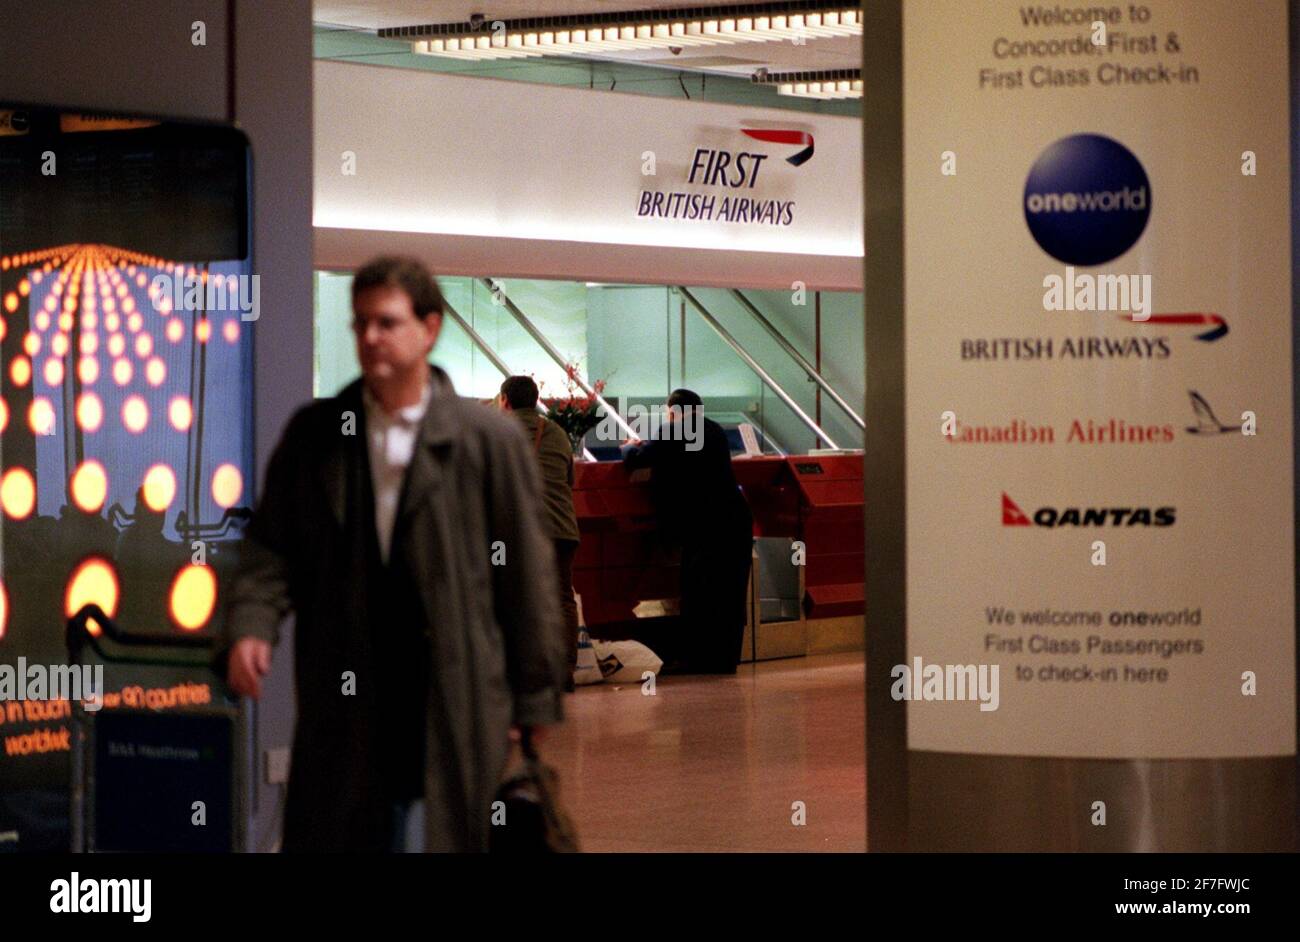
[570,460,677,628]
[733,454,865,658]
[572,453,864,661]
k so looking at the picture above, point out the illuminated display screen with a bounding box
[0,107,252,851]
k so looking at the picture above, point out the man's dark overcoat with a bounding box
[222,366,566,852]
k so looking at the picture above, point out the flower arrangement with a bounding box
[540,363,607,457]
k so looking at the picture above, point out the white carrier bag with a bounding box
[590,640,663,684]
[572,593,604,686]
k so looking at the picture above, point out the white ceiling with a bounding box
[314,1,861,77]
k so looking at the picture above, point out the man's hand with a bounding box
[228,637,273,700]
[509,725,548,748]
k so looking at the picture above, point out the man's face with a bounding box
[352,285,441,383]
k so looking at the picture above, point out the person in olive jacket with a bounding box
[498,375,582,692]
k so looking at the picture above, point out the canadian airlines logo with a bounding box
[1002,492,1176,527]
[1186,390,1243,434]
[741,128,814,166]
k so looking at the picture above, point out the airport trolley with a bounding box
[66,604,246,852]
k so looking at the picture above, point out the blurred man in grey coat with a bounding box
[222,256,566,852]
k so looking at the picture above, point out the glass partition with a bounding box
[314,272,864,455]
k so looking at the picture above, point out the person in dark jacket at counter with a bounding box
[623,388,754,674]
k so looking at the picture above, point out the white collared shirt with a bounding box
[362,379,433,564]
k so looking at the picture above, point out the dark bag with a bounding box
[490,729,580,853]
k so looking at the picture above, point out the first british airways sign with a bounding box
[635,128,813,227]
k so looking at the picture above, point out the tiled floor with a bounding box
[544,652,866,852]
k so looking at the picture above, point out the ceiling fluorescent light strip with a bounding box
[418,36,535,59]
[762,67,862,99]
[404,5,861,60]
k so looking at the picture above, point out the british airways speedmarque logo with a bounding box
[1122,312,1229,342]
[741,128,815,166]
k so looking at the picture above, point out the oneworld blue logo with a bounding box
[1024,133,1150,266]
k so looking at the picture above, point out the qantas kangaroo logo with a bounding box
[1002,493,1032,526]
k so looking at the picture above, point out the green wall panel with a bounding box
[315,271,864,454]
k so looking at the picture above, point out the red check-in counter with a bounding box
[572,453,863,629]
[570,460,678,628]
[784,455,865,619]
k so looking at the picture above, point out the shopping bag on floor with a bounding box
[591,639,662,683]
[573,628,604,686]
